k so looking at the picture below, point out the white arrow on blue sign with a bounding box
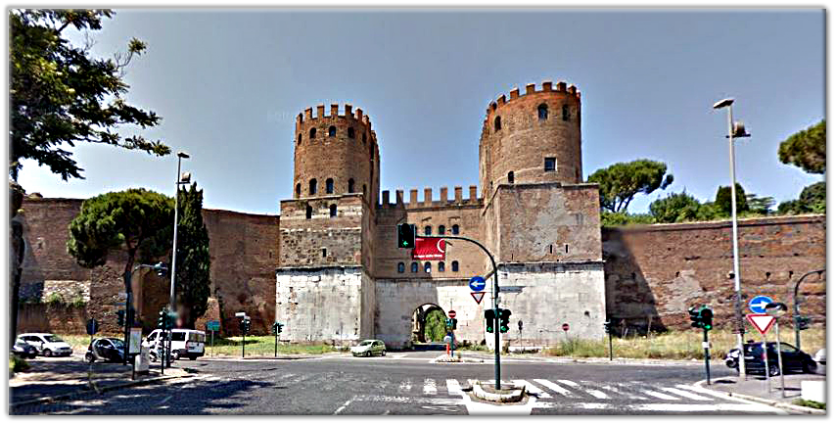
[469,276,486,292]
[749,295,774,314]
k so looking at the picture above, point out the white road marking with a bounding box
[597,383,647,400]
[423,378,437,395]
[558,379,608,399]
[158,395,172,405]
[398,379,412,393]
[642,389,679,400]
[633,403,787,413]
[513,380,551,399]
[355,394,462,405]
[661,387,711,401]
[446,379,464,396]
[333,396,355,415]
[533,379,576,398]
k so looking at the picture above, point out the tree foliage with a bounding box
[714,183,749,216]
[424,309,447,342]
[173,184,212,329]
[10,9,169,181]
[587,159,674,213]
[778,181,826,215]
[67,189,173,279]
[778,120,826,174]
[649,191,701,223]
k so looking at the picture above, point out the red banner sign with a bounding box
[412,237,446,260]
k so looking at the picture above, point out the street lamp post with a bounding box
[713,98,751,381]
[170,152,191,312]
[792,269,825,349]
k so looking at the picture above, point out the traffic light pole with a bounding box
[608,332,613,361]
[793,269,824,350]
[416,234,502,390]
[703,328,711,385]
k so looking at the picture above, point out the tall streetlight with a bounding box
[170,152,192,312]
[713,98,751,380]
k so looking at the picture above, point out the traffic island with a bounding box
[471,380,526,403]
[432,354,484,363]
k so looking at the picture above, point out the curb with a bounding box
[10,371,190,409]
[694,379,826,415]
[472,381,526,403]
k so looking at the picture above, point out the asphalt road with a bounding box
[12,352,791,415]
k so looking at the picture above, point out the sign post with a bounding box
[562,323,570,342]
[766,302,789,398]
[206,320,220,357]
[747,313,776,392]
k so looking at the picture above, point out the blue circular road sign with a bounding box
[749,295,774,314]
[469,276,486,292]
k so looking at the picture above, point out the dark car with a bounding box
[12,339,38,359]
[85,338,125,363]
[725,341,817,376]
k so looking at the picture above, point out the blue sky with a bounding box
[17,9,824,215]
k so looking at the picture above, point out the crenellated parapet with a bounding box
[377,185,482,213]
[483,80,580,126]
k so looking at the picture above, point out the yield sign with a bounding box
[470,292,485,304]
[746,313,776,335]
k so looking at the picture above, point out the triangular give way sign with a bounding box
[471,291,485,304]
[746,313,776,335]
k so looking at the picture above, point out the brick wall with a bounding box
[603,215,826,333]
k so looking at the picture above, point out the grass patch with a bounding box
[202,336,336,357]
[10,355,30,373]
[542,327,825,360]
[794,399,826,410]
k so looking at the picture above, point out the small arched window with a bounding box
[411,262,418,273]
[452,261,459,272]
[438,262,445,272]
[326,178,334,194]
[562,104,570,121]
[348,179,355,193]
[424,226,432,236]
[309,128,317,140]
[309,179,317,195]
[424,262,431,273]
[438,225,446,235]
[305,205,313,220]
[362,133,367,144]
[538,104,548,120]
[452,224,460,235]
[397,262,405,274]
[328,126,337,137]
[329,204,337,218]
[296,183,301,197]
[507,171,515,184]
[297,133,302,144]
[494,116,502,131]
[347,127,355,139]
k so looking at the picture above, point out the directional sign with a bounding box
[562,323,570,332]
[206,320,220,332]
[470,292,485,304]
[448,310,457,319]
[746,313,776,335]
[749,296,774,314]
[86,319,99,336]
[469,276,486,292]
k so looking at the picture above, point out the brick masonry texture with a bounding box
[602,215,826,333]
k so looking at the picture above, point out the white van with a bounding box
[143,329,206,361]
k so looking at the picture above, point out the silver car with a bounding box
[351,339,386,357]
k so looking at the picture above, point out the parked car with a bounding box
[725,341,817,376]
[351,339,386,357]
[12,338,38,359]
[143,329,206,361]
[85,338,125,363]
[17,333,73,357]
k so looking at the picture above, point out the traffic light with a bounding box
[116,310,125,327]
[239,318,251,335]
[796,315,811,330]
[397,223,416,249]
[484,309,495,333]
[689,307,701,328]
[700,307,713,331]
[278,322,284,334]
[445,318,452,329]
[603,320,612,334]
[451,318,457,330]
[498,309,511,333]
[158,309,166,329]
[272,322,284,335]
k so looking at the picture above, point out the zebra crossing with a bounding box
[396,377,750,404]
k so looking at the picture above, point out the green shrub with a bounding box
[45,292,64,305]
[10,355,30,373]
[794,399,826,410]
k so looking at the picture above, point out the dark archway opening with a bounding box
[411,304,447,349]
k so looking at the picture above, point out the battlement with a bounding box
[377,185,482,211]
[485,80,580,116]
[296,103,374,133]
